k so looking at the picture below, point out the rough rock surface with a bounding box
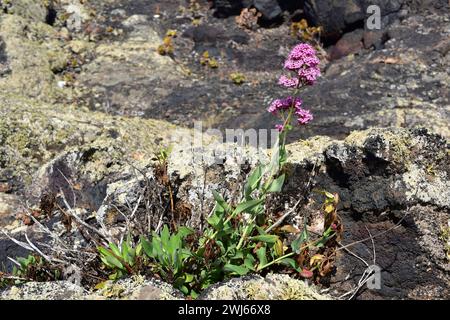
[1,281,87,300]
[198,274,330,300]
[1,0,50,23]
[0,276,183,300]
[0,1,448,141]
[0,274,328,300]
[0,0,449,301]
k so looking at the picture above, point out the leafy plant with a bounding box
[200,51,218,69]
[140,226,195,295]
[95,43,340,296]
[0,254,62,287]
[98,236,139,280]
[157,30,177,55]
[290,19,322,46]
[230,72,246,85]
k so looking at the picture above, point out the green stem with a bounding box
[236,217,256,250]
[257,234,331,271]
[257,252,295,271]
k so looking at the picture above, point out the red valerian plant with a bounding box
[269,43,319,132]
[96,43,340,298]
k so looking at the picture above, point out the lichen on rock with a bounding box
[198,274,330,300]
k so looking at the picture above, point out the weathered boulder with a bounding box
[86,276,184,300]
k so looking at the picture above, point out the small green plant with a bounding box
[0,254,62,287]
[200,51,218,69]
[140,226,195,295]
[157,30,177,56]
[230,72,246,85]
[290,19,322,46]
[98,236,140,280]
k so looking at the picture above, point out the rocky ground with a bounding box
[0,0,449,300]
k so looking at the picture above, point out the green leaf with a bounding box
[160,225,170,249]
[231,250,244,260]
[177,226,194,238]
[180,285,189,295]
[244,255,256,271]
[103,254,124,269]
[233,198,265,216]
[190,290,199,299]
[291,223,309,253]
[109,243,121,257]
[244,165,263,198]
[278,258,299,271]
[255,247,267,266]
[184,274,194,283]
[267,174,285,193]
[251,234,279,244]
[315,233,334,248]
[255,225,268,235]
[206,212,223,229]
[223,264,249,276]
[136,242,143,256]
[212,190,230,211]
[168,233,180,257]
[140,236,153,258]
[121,241,129,260]
[17,257,29,268]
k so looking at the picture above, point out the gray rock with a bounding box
[0,276,183,300]
[253,0,282,20]
[1,281,86,300]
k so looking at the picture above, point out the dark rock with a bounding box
[288,128,450,299]
[363,29,386,49]
[253,0,282,20]
[0,37,9,77]
[183,25,249,45]
[329,28,364,60]
[304,0,405,44]
[212,0,251,17]
[212,0,303,20]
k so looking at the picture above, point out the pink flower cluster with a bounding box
[268,96,313,131]
[268,96,302,115]
[280,43,321,87]
[268,43,319,131]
